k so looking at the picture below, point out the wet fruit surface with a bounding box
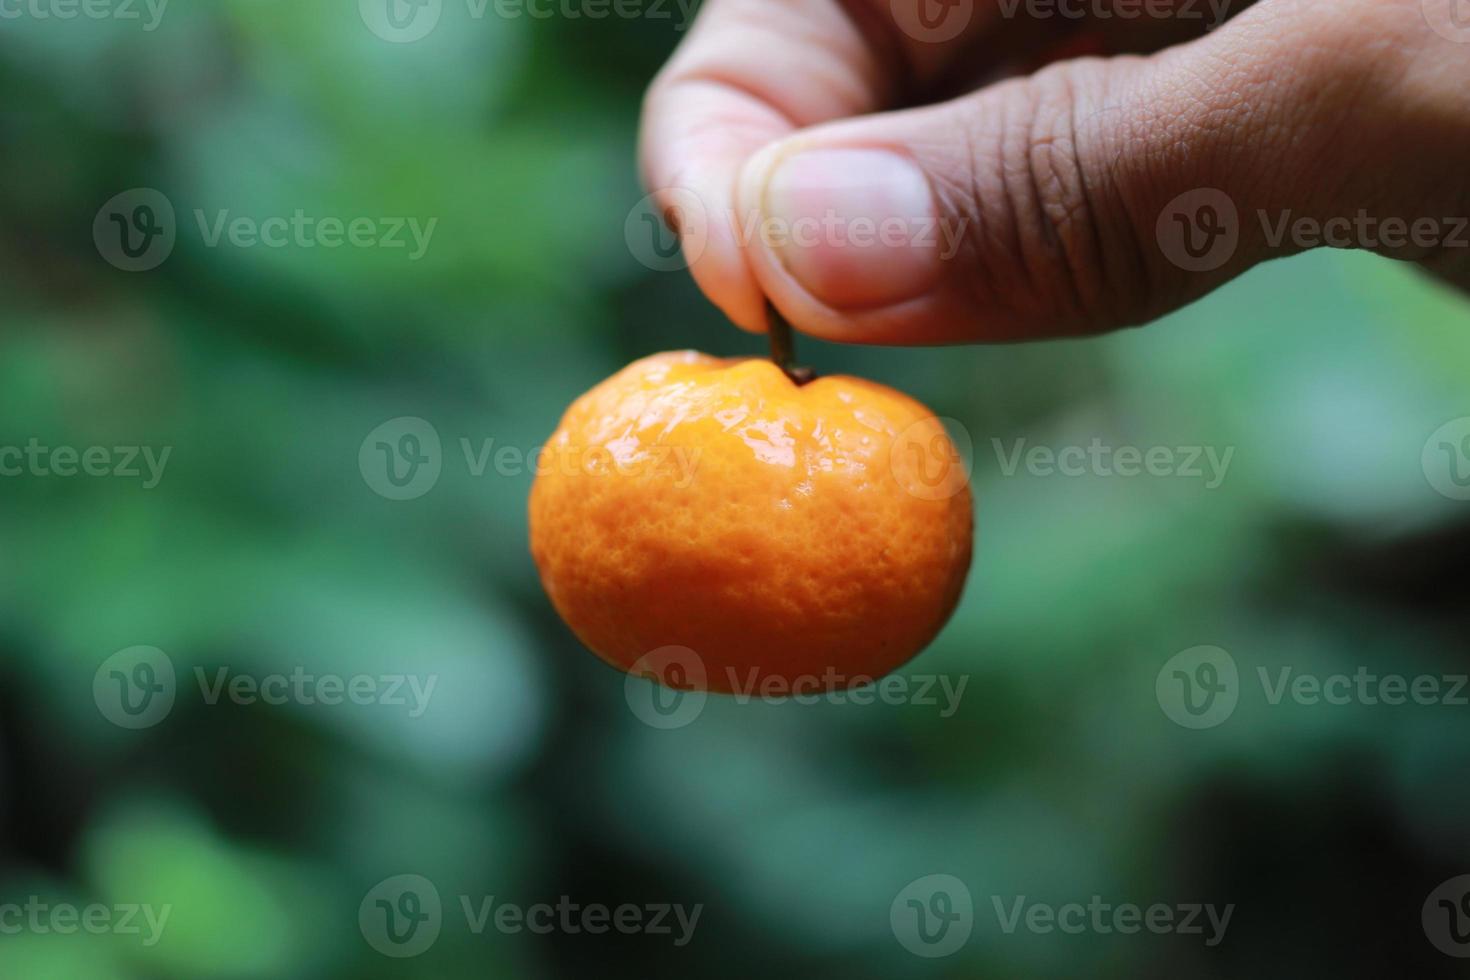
[529,350,973,693]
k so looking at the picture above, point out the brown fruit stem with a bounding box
[766,302,815,385]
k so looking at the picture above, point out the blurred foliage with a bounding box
[2,3,1470,979]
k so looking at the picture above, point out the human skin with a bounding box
[638,0,1470,344]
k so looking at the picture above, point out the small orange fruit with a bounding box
[528,351,973,693]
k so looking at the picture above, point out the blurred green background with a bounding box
[4,2,1470,978]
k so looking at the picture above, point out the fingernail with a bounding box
[757,148,944,309]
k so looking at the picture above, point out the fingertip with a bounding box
[734,134,962,346]
[687,200,770,334]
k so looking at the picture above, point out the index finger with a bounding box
[638,0,982,331]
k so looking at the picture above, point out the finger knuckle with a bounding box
[967,64,1154,332]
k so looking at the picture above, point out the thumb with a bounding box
[734,0,1461,344]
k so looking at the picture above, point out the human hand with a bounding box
[639,0,1470,343]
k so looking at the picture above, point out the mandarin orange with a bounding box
[528,350,972,693]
